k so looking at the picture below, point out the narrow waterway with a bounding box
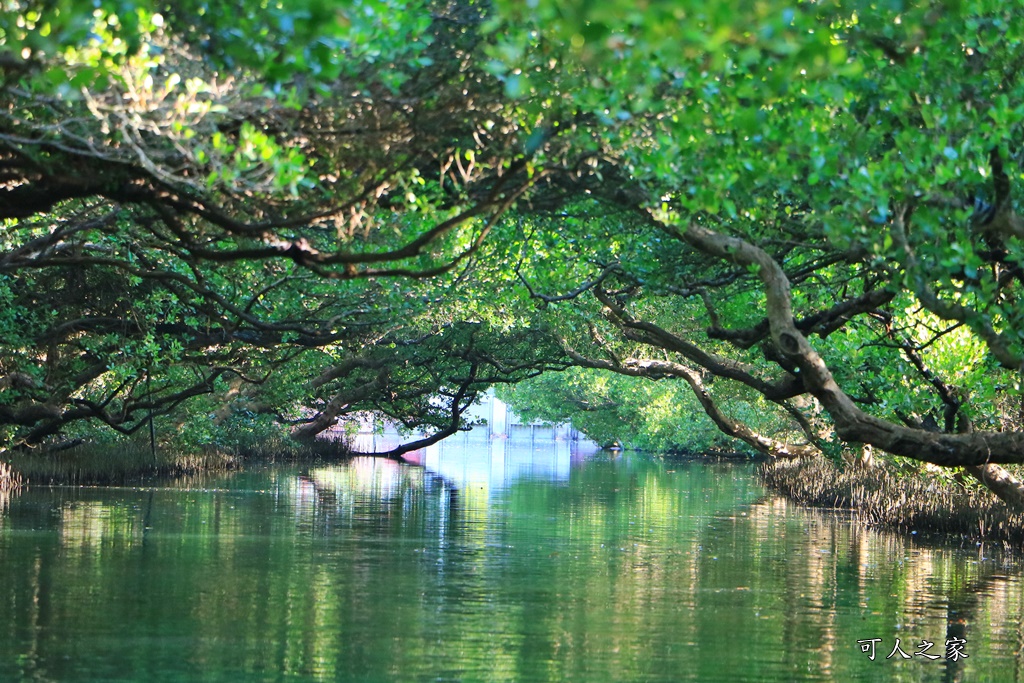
[1,438,1021,682]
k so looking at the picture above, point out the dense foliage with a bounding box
[4,0,1024,505]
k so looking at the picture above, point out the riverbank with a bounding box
[1,436,353,487]
[760,457,1024,546]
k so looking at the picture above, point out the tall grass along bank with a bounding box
[761,458,1024,546]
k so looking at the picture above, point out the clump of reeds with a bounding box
[6,439,239,486]
[760,458,1024,545]
[226,433,351,463]
[4,431,354,487]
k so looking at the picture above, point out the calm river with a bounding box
[1,436,1022,682]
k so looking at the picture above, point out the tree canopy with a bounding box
[4,0,1024,504]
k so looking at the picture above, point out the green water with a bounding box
[1,447,1022,682]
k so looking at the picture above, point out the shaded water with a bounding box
[1,441,1022,682]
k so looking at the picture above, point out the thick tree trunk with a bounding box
[290,371,387,442]
[675,220,1024,468]
[964,464,1024,510]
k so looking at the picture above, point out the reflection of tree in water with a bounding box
[4,457,1024,681]
[300,457,464,537]
[744,496,1024,680]
[941,568,1023,683]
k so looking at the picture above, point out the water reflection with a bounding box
[305,437,595,509]
[419,431,598,493]
[354,426,600,496]
[742,496,1023,683]
[0,448,1023,682]
[59,500,146,552]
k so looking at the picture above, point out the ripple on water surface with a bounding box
[0,449,1021,682]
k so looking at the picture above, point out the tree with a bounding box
[491,0,1024,505]
[5,0,1024,510]
[0,0,570,450]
